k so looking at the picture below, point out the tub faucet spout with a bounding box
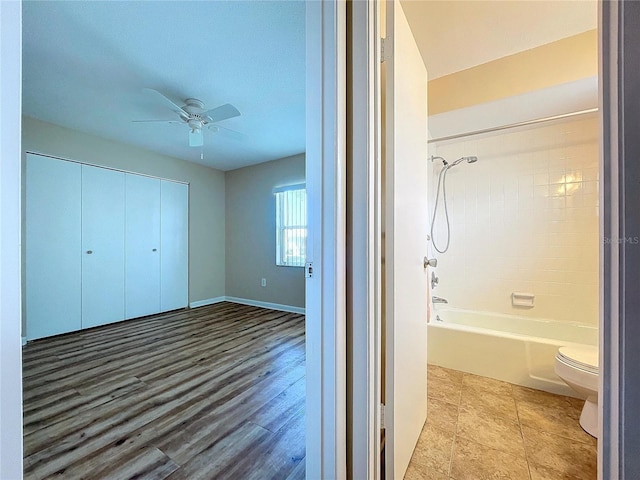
[432,296,448,304]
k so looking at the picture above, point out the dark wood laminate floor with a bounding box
[22,302,306,480]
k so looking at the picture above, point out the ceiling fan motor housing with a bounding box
[183,98,205,113]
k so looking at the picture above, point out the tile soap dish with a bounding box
[512,292,535,308]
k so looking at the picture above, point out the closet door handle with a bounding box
[86,250,93,254]
[152,248,157,252]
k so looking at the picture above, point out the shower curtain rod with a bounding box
[427,107,599,144]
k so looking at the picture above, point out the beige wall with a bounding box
[431,114,599,326]
[225,154,305,308]
[22,116,226,305]
[429,30,598,115]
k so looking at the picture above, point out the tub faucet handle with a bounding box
[431,272,439,289]
[424,256,437,268]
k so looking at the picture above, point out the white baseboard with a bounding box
[189,296,226,308]
[224,296,305,314]
[21,336,27,346]
[189,295,305,314]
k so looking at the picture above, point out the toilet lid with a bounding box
[557,346,599,373]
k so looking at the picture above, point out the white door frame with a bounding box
[346,0,382,478]
[599,1,640,478]
[305,1,347,479]
[598,2,618,476]
[0,0,24,478]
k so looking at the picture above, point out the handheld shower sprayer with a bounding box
[449,156,478,167]
[429,155,477,168]
[429,154,479,253]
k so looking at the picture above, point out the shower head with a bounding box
[449,156,479,167]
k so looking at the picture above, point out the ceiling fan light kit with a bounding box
[189,128,203,147]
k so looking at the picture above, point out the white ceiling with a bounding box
[23,1,598,171]
[401,0,597,79]
[22,1,305,171]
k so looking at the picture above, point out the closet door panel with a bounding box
[125,174,161,319]
[26,154,82,340]
[160,180,189,311]
[81,165,125,328]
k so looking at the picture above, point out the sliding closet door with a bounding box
[160,180,189,311]
[81,165,125,328]
[26,154,82,340]
[125,174,161,319]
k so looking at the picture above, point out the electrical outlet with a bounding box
[261,278,267,287]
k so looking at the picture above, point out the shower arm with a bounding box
[430,155,448,166]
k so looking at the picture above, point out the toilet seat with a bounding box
[556,345,598,374]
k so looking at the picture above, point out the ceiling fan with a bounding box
[134,88,241,147]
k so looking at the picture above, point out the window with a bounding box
[274,184,306,267]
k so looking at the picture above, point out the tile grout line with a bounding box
[446,384,462,480]
[461,372,532,476]
[512,387,598,446]
[512,386,534,480]
[454,382,533,474]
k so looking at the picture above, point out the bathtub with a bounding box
[427,306,598,397]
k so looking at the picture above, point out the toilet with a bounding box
[554,345,599,438]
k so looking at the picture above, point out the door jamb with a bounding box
[346,0,382,478]
[305,1,348,478]
[0,1,24,478]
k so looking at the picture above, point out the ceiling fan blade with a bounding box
[204,103,241,123]
[208,124,246,141]
[143,88,189,118]
[189,129,203,147]
[132,120,183,124]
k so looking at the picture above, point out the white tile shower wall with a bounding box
[430,115,599,326]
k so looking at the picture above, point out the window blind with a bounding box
[275,185,306,267]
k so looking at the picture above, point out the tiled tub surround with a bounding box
[405,365,597,480]
[428,307,597,396]
[430,114,599,327]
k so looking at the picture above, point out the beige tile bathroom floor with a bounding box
[405,364,597,480]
